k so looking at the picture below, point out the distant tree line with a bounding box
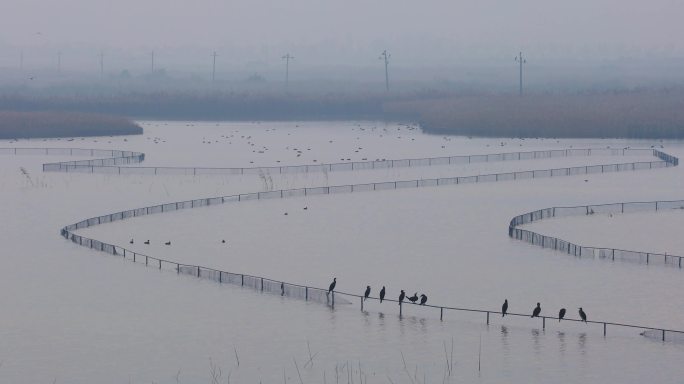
[0,111,142,139]
[385,89,684,139]
[2,88,684,139]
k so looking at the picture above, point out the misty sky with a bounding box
[1,0,683,69]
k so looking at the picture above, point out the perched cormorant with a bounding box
[558,308,566,322]
[408,292,419,303]
[579,307,587,322]
[379,286,386,303]
[420,294,427,305]
[328,278,336,294]
[502,299,508,317]
[531,303,541,318]
[144,240,150,245]
[364,286,371,301]
[399,290,405,305]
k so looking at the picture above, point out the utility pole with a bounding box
[212,51,217,82]
[281,53,294,89]
[515,51,526,96]
[99,52,104,77]
[379,50,390,91]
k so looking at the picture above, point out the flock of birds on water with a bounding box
[327,278,589,323]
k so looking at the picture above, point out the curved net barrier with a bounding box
[4,145,682,340]
[32,146,676,175]
[509,199,684,268]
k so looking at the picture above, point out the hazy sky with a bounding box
[1,0,683,68]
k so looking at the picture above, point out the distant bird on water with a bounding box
[531,303,541,318]
[165,241,171,246]
[399,290,405,305]
[379,286,386,303]
[328,278,336,294]
[408,292,419,303]
[129,239,134,244]
[579,307,587,322]
[144,240,150,245]
[502,299,508,317]
[364,286,371,301]
[558,308,566,322]
[420,294,427,305]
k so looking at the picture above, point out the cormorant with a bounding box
[502,299,508,317]
[531,303,541,318]
[408,292,419,303]
[364,286,371,301]
[379,286,386,303]
[144,240,150,245]
[579,307,587,322]
[399,290,405,305]
[558,308,566,322]
[420,294,427,305]
[328,278,336,294]
[165,241,171,246]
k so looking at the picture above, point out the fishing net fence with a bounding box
[510,199,684,267]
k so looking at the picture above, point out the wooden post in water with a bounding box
[542,317,546,330]
[399,302,402,317]
[360,297,363,311]
[486,311,490,325]
[603,323,607,336]
[440,307,443,321]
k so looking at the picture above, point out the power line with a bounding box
[379,50,390,91]
[212,51,218,82]
[281,53,294,89]
[515,51,527,96]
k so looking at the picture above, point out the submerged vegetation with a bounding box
[0,111,142,139]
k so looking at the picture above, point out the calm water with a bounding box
[1,121,684,383]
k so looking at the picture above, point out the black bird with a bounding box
[379,286,386,303]
[165,241,171,246]
[144,240,150,245]
[579,307,587,322]
[408,292,419,303]
[558,308,566,322]
[420,294,427,305]
[502,299,508,317]
[221,240,226,243]
[364,286,371,301]
[129,239,134,244]
[398,290,405,305]
[531,303,541,318]
[328,278,336,294]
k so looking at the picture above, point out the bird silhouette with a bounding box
[144,240,150,245]
[328,278,336,294]
[408,292,419,303]
[221,239,226,243]
[579,307,587,322]
[558,308,566,322]
[364,286,371,301]
[420,294,427,305]
[165,241,171,246]
[502,299,508,317]
[398,290,405,305]
[379,286,386,303]
[129,239,134,244]
[531,303,541,318]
